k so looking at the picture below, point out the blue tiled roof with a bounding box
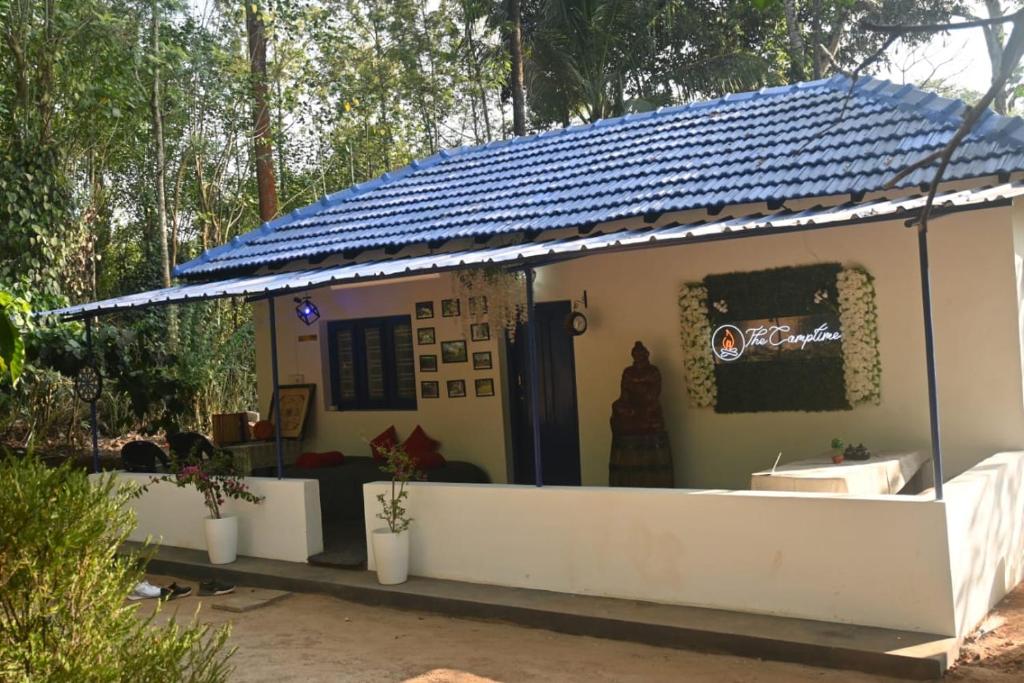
[175,75,1024,279]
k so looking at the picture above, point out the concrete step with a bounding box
[132,542,955,680]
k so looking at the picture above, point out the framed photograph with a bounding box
[419,354,438,372]
[417,327,436,345]
[441,339,468,363]
[447,379,467,398]
[267,383,315,439]
[469,295,488,317]
[472,351,492,370]
[421,381,440,399]
[470,322,491,342]
[475,378,495,397]
[441,298,461,317]
[415,301,434,320]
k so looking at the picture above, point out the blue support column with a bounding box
[268,298,284,480]
[86,317,100,474]
[525,268,543,486]
[917,224,944,501]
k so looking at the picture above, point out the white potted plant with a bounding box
[153,457,264,564]
[373,445,422,585]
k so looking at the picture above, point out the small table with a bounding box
[223,440,303,475]
[750,451,928,495]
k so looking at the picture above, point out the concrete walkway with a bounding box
[134,543,955,680]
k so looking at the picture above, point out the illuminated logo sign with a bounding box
[711,315,842,363]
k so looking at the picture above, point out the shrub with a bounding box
[0,453,233,681]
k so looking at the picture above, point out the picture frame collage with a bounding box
[415,296,494,399]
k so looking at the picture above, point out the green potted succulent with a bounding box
[372,444,423,585]
[830,438,845,464]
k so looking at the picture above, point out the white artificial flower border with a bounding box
[678,266,881,409]
[835,267,881,406]
[678,283,717,408]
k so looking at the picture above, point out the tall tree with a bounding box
[151,0,171,288]
[509,0,527,135]
[246,1,278,222]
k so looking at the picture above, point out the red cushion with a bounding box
[402,426,446,470]
[295,451,345,469]
[318,451,345,467]
[370,426,398,460]
[296,452,320,469]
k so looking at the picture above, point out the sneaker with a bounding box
[160,582,193,601]
[128,580,162,601]
[198,580,235,596]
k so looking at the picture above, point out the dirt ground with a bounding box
[135,574,1024,683]
[948,584,1024,682]
[137,574,900,683]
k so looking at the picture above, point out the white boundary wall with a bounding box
[98,473,323,563]
[365,452,1024,637]
[944,452,1024,637]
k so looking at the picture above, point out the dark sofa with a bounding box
[256,455,490,527]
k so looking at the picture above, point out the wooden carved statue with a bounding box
[609,341,674,487]
[610,341,665,436]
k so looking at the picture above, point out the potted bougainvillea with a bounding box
[372,444,423,585]
[152,456,263,564]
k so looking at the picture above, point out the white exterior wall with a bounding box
[255,276,511,482]
[364,480,954,634]
[258,203,1024,488]
[365,452,1024,637]
[100,473,323,563]
[945,451,1024,637]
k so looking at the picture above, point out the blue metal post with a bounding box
[524,268,543,486]
[86,317,100,473]
[268,298,284,480]
[917,224,944,501]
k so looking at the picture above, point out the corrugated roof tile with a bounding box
[174,76,1024,278]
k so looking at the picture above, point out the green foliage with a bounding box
[150,453,264,519]
[0,290,28,386]
[0,453,233,681]
[375,443,424,534]
[705,263,849,413]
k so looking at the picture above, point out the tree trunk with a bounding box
[509,0,526,136]
[150,0,171,289]
[246,2,278,222]
[782,0,806,83]
[983,0,1008,114]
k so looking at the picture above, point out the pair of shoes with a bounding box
[160,582,193,601]
[198,580,235,596]
[128,580,162,601]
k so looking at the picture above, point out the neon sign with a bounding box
[711,315,842,363]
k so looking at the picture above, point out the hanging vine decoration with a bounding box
[452,267,528,341]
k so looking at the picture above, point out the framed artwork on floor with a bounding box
[268,384,315,439]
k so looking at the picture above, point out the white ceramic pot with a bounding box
[204,515,238,565]
[372,528,409,585]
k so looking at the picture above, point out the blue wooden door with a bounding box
[507,300,582,485]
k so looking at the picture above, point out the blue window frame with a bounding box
[326,315,417,410]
